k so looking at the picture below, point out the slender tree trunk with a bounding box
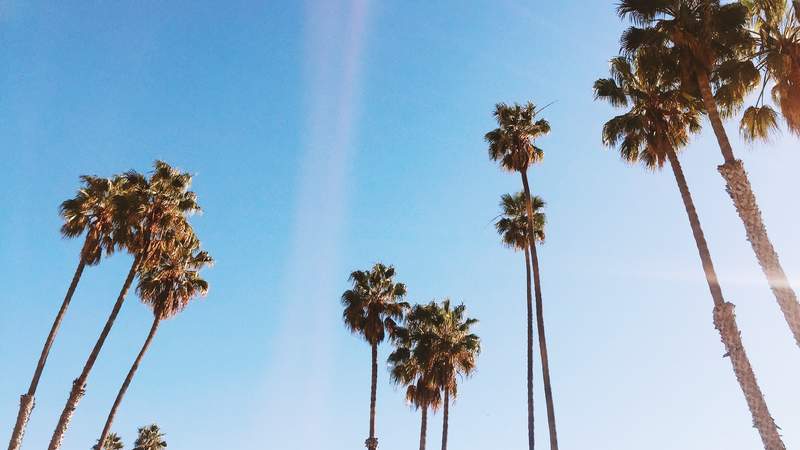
[95,317,160,450]
[47,255,142,450]
[419,405,428,450]
[440,389,449,450]
[523,249,535,450]
[667,148,785,450]
[520,170,559,450]
[7,250,88,450]
[697,70,800,349]
[365,343,378,450]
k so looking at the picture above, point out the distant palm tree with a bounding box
[7,175,122,450]
[341,263,410,450]
[49,162,201,450]
[132,424,167,450]
[427,300,480,450]
[486,102,559,450]
[93,432,123,450]
[618,0,800,352]
[388,303,442,450]
[494,192,544,450]
[95,235,211,449]
[594,49,785,450]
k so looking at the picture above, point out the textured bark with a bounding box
[441,390,449,450]
[96,317,160,449]
[520,170,559,450]
[365,343,378,450]
[718,160,800,349]
[7,255,87,450]
[667,148,785,450]
[48,255,141,450]
[524,249,535,450]
[419,406,428,450]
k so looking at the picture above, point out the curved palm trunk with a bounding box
[365,343,378,450]
[697,71,800,349]
[419,405,428,450]
[520,170,559,450]
[667,148,785,450]
[523,249,535,450]
[48,255,142,450]
[7,250,88,450]
[96,317,160,450]
[440,389,449,450]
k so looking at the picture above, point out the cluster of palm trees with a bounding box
[95,424,167,450]
[340,264,480,450]
[591,1,800,449]
[6,161,212,450]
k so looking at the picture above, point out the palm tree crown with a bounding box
[495,192,546,250]
[341,263,410,346]
[59,175,124,265]
[427,300,480,399]
[485,102,550,173]
[94,432,123,450]
[133,424,167,450]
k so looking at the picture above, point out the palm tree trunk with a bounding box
[419,405,428,450]
[520,170,559,450]
[47,254,142,450]
[523,249,535,450]
[697,70,800,349]
[7,251,88,450]
[365,342,378,450]
[440,389,449,450]
[667,148,785,450]
[96,316,160,450]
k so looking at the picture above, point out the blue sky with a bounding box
[2,1,799,449]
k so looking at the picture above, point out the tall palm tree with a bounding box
[7,175,122,450]
[742,0,800,136]
[132,424,167,450]
[49,161,201,450]
[96,235,211,450]
[424,300,479,450]
[341,263,410,450]
[486,102,559,450]
[617,0,800,350]
[594,49,785,450]
[388,303,442,450]
[494,192,545,450]
[93,433,123,450]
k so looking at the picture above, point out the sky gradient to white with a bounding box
[2,1,799,449]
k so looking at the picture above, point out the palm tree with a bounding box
[486,102,559,450]
[618,0,800,351]
[132,424,167,450]
[424,300,479,450]
[49,161,201,450]
[494,192,545,450]
[93,432,123,450]
[7,175,122,450]
[388,303,442,450]
[743,0,800,136]
[95,235,211,450]
[341,263,410,450]
[594,49,785,450]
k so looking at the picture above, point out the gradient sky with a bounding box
[2,1,799,449]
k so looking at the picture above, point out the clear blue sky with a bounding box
[2,1,799,449]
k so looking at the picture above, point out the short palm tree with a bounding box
[341,263,410,450]
[388,303,442,450]
[618,0,800,352]
[133,424,167,450]
[426,300,480,450]
[95,235,211,449]
[486,102,559,450]
[49,161,201,450]
[594,49,785,450]
[93,432,123,450]
[495,192,545,450]
[7,175,122,450]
